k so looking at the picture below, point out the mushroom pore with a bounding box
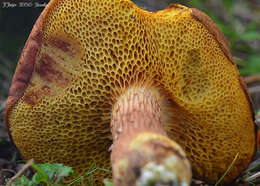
[5,0,256,185]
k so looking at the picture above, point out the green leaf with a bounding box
[37,163,73,181]
[31,163,49,183]
[239,55,260,75]
[188,0,204,8]
[245,21,260,32]
[31,172,48,184]
[222,0,233,10]
[13,175,33,186]
[91,174,94,186]
[55,164,74,178]
[233,56,247,67]
[11,163,74,186]
[240,31,260,41]
[103,180,114,186]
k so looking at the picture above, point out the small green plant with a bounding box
[11,163,73,186]
[8,161,112,186]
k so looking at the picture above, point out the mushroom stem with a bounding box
[111,86,191,186]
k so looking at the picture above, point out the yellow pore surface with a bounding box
[8,0,255,184]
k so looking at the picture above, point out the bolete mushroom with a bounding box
[5,0,256,185]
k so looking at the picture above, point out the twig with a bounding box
[248,86,260,94]
[0,101,5,113]
[244,74,260,84]
[244,172,260,182]
[0,52,12,69]
[215,153,239,186]
[0,169,16,175]
[6,159,34,186]
[0,53,13,80]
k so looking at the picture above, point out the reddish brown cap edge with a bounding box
[191,8,256,122]
[191,8,233,64]
[192,8,257,178]
[238,76,257,154]
[4,1,56,128]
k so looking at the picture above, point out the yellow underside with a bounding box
[8,0,255,184]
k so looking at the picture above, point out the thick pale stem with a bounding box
[111,86,191,186]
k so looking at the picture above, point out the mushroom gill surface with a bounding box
[5,0,256,184]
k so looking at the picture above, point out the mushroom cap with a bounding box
[5,0,256,184]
